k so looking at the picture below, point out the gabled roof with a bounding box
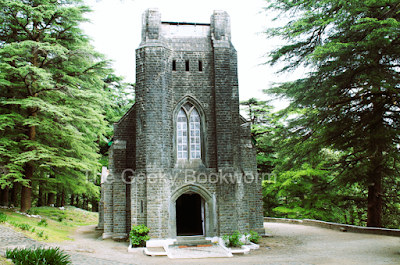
[114,103,136,125]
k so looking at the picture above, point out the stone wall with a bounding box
[101,8,263,241]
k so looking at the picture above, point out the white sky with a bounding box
[82,0,298,110]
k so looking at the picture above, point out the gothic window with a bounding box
[190,109,201,159]
[177,103,201,160]
[177,109,188,159]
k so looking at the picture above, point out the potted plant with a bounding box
[129,224,150,248]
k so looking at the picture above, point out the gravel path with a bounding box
[1,222,400,264]
[0,225,43,255]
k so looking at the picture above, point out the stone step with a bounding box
[174,236,212,246]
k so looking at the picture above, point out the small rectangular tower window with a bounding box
[199,61,203,71]
[172,60,176,71]
[185,60,189,71]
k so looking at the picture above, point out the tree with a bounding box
[263,0,400,227]
[241,98,278,173]
[100,74,135,159]
[0,0,113,211]
[240,98,271,125]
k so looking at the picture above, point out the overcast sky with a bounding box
[82,0,298,109]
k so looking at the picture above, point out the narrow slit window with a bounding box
[172,60,176,71]
[185,60,189,71]
[199,61,202,71]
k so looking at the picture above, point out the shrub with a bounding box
[37,231,44,238]
[0,212,7,223]
[222,231,243,248]
[57,216,64,222]
[129,224,150,247]
[38,219,48,227]
[18,223,32,231]
[10,222,32,231]
[6,247,71,265]
[249,230,261,244]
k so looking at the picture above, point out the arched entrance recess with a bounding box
[176,193,203,235]
[169,184,215,238]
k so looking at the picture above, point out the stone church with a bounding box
[98,8,264,243]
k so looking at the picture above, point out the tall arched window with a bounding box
[177,103,201,160]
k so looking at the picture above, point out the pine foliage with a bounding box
[263,0,400,227]
[0,0,116,210]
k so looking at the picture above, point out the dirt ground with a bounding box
[48,222,400,265]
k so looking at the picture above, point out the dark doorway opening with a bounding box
[176,193,203,236]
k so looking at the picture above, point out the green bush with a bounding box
[0,212,7,223]
[57,216,64,222]
[248,230,261,244]
[129,224,150,247]
[37,231,44,238]
[222,231,243,248]
[38,219,48,227]
[6,247,71,265]
[9,221,33,231]
[18,223,32,231]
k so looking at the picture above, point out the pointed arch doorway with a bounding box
[169,184,215,238]
[176,193,204,236]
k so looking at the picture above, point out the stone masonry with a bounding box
[98,8,264,241]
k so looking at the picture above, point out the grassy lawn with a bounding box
[0,256,13,265]
[0,206,98,243]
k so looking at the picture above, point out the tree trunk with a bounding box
[12,183,19,207]
[366,100,384,228]
[1,186,9,207]
[82,194,87,210]
[70,194,75,206]
[367,175,382,227]
[91,197,98,212]
[37,182,45,207]
[61,192,65,207]
[21,104,37,213]
[56,192,62,207]
[20,162,33,212]
[48,192,55,206]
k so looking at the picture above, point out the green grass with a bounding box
[1,206,98,243]
[0,256,13,265]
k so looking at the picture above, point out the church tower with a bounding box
[99,8,264,243]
